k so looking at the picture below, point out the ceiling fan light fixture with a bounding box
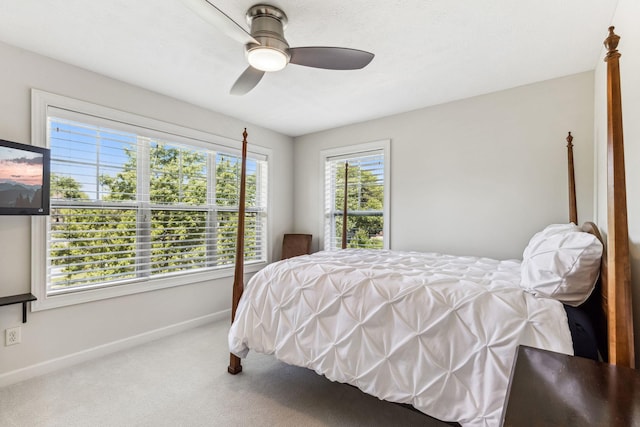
[188,2,375,94]
[247,46,288,72]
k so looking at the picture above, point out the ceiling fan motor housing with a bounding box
[244,4,291,66]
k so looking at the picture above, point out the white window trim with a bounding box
[319,139,391,250]
[30,89,271,311]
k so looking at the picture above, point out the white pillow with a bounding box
[520,225,603,306]
[522,223,581,260]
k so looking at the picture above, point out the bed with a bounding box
[226,27,635,426]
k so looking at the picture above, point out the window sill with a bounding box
[31,262,266,312]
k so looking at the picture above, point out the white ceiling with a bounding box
[0,0,619,137]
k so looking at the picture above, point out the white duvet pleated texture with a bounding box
[228,249,573,427]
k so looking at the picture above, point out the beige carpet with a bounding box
[0,319,450,426]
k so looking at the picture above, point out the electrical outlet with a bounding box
[5,326,21,346]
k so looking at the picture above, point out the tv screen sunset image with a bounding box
[0,145,44,209]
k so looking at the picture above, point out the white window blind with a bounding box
[324,148,386,251]
[45,111,267,295]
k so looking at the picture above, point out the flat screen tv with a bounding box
[0,139,50,215]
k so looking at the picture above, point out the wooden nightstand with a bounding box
[501,345,640,426]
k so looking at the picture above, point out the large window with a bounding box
[31,90,268,309]
[323,141,390,251]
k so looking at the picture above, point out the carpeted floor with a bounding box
[0,319,451,426]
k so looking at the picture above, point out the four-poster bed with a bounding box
[226,27,634,426]
[602,26,634,367]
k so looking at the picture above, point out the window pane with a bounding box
[215,211,262,265]
[333,158,384,212]
[215,153,258,207]
[50,118,137,202]
[325,150,385,251]
[49,207,137,291]
[150,142,207,206]
[335,213,384,249]
[150,209,208,275]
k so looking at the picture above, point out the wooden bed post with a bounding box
[604,27,635,368]
[342,162,348,249]
[228,128,248,375]
[566,132,578,224]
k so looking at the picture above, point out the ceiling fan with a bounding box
[181,1,375,95]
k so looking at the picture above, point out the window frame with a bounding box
[320,140,390,251]
[30,89,271,311]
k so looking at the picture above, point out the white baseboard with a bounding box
[0,309,230,388]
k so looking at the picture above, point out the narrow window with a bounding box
[323,141,389,251]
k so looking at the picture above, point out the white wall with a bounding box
[294,72,595,260]
[594,0,640,365]
[0,41,294,380]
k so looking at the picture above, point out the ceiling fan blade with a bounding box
[181,0,257,45]
[289,47,374,70]
[230,66,265,95]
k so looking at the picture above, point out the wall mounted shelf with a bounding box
[0,293,37,323]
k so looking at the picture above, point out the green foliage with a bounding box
[49,142,261,289]
[334,163,384,249]
[50,208,137,288]
[51,175,89,200]
[149,144,207,205]
[150,209,207,274]
[216,156,257,206]
[99,147,137,201]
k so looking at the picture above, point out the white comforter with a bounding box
[228,249,573,426]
